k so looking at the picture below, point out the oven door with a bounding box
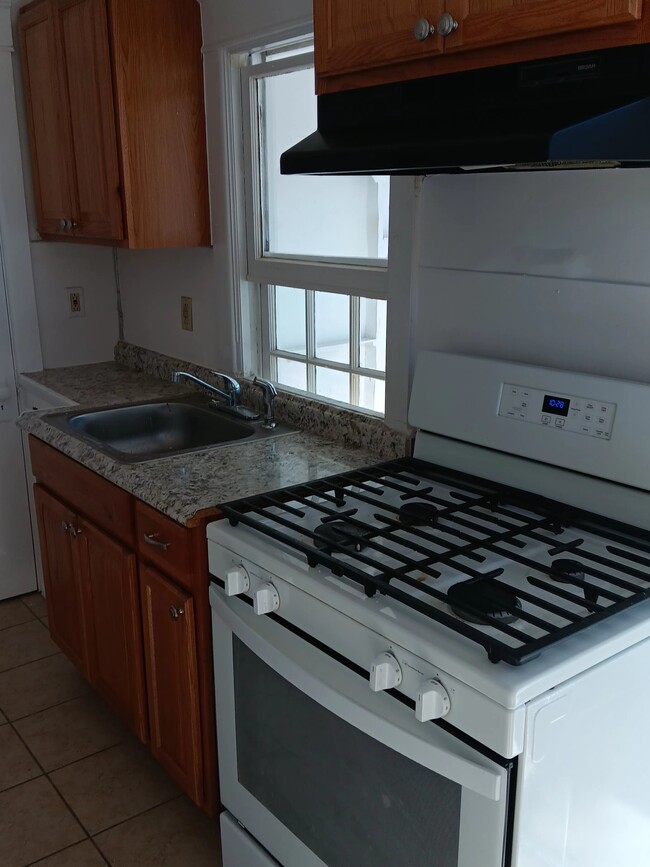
[211,584,512,867]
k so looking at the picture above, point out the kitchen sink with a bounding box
[45,398,296,462]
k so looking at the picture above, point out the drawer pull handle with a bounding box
[144,532,171,551]
[61,522,82,538]
[169,605,184,621]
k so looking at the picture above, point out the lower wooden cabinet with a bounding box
[81,518,148,742]
[140,564,203,803]
[35,485,89,675]
[29,436,218,816]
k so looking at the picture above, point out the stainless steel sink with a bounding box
[45,398,296,463]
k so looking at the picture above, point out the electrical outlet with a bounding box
[181,296,193,331]
[67,287,84,317]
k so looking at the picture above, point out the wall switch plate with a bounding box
[67,287,84,317]
[181,296,193,331]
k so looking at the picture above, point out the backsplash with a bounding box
[114,341,413,460]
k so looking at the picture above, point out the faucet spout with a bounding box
[171,371,231,404]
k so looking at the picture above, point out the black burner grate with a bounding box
[220,458,650,665]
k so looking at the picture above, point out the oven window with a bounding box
[233,637,462,867]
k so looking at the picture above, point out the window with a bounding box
[240,42,389,414]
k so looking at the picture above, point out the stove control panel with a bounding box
[499,383,616,440]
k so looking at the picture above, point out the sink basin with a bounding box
[45,398,295,462]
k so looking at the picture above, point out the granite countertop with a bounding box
[19,363,383,526]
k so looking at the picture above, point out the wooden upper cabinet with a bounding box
[446,0,643,53]
[315,1,446,78]
[18,0,210,248]
[56,0,123,241]
[18,1,74,239]
[315,0,649,92]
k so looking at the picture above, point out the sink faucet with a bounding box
[171,371,259,420]
[253,377,278,429]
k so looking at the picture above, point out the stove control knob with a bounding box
[254,582,280,616]
[416,680,451,722]
[225,565,250,597]
[369,652,403,692]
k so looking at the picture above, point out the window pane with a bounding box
[276,357,307,391]
[274,286,306,355]
[259,68,389,261]
[315,292,349,364]
[316,367,350,404]
[359,299,387,372]
[356,376,385,414]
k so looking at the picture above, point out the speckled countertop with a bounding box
[18,363,385,526]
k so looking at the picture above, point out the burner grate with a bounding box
[221,458,650,665]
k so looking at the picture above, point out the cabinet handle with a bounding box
[414,18,435,40]
[144,532,171,551]
[169,605,184,621]
[61,522,82,538]
[71,221,78,228]
[59,219,67,231]
[61,520,71,534]
[437,12,459,37]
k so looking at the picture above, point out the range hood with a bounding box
[281,43,650,175]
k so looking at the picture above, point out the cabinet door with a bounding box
[315,0,445,80]
[34,486,88,674]
[80,519,147,741]
[55,0,124,240]
[140,565,203,804]
[18,0,75,238]
[445,0,643,54]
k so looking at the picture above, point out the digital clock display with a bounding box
[543,395,570,417]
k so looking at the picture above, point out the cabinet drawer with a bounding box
[135,500,193,583]
[29,436,134,546]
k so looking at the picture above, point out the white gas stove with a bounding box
[208,352,650,867]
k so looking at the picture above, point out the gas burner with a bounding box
[448,579,522,625]
[398,501,439,526]
[550,558,585,584]
[313,521,367,553]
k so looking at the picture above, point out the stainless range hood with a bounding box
[281,43,650,175]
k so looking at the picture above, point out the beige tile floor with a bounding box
[0,593,222,867]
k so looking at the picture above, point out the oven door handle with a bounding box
[212,588,506,802]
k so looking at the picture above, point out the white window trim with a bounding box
[218,24,418,432]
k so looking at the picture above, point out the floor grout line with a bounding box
[1,687,92,725]
[90,792,183,840]
[24,838,94,867]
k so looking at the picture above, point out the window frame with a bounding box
[239,43,389,414]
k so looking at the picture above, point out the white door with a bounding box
[0,256,37,600]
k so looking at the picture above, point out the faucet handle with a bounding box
[212,371,241,405]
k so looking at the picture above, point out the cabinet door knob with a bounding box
[71,221,78,228]
[437,12,459,36]
[61,520,71,534]
[414,17,435,40]
[59,219,67,230]
[144,532,171,551]
[169,605,184,621]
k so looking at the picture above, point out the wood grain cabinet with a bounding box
[29,437,218,816]
[315,0,648,93]
[18,0,210,248]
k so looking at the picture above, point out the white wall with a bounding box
[415,169,650,384]
[30,243,118,369]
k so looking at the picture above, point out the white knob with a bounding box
[416,680,451,722]
[254,582,280,615]
[369,652,403,692]
[225,565,250,597]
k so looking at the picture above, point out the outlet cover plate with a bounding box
[67,287,84,317]
[181,296,193,331]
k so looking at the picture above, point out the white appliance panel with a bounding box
[409,351,650,491]
[221,812,277,867]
